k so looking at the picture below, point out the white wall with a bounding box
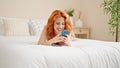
[79,0,115,41]
[0,0,115,41]
[0,0,80,19]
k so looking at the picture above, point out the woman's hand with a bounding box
[48,34,66,45]
[48,33,71,46]
[59,34,71,46]
[62,36,71,46]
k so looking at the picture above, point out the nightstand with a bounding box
[73,27,90,39]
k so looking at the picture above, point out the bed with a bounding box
[0,17,120,68]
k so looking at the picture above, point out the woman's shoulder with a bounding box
[43,25,47,30]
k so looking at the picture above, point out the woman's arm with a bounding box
[71,30,76,38]
[38,26,51,45]
[38,26,65,45]
[38,26,75,46]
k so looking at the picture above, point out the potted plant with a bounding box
[66,8,74,17]
[101,0,120,42]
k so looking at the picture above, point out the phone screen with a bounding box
[60,30,69,37]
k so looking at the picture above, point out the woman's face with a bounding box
[54,17,65,35]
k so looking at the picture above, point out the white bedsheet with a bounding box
[0,36,120,68]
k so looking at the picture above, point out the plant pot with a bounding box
[75,19,83,27]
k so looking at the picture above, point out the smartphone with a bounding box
[60,30,69,37]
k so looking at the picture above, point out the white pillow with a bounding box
[0,17,4,35]
[29,19,47,36]
[3,18,30,36]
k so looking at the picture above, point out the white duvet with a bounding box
[0,36,120,68]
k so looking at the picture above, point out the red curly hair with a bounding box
[46,10,72,40]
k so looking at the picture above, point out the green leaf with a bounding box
[101,0,120,41]
[67,9,74,17]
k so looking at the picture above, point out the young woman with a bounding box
[38,10,75,46]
